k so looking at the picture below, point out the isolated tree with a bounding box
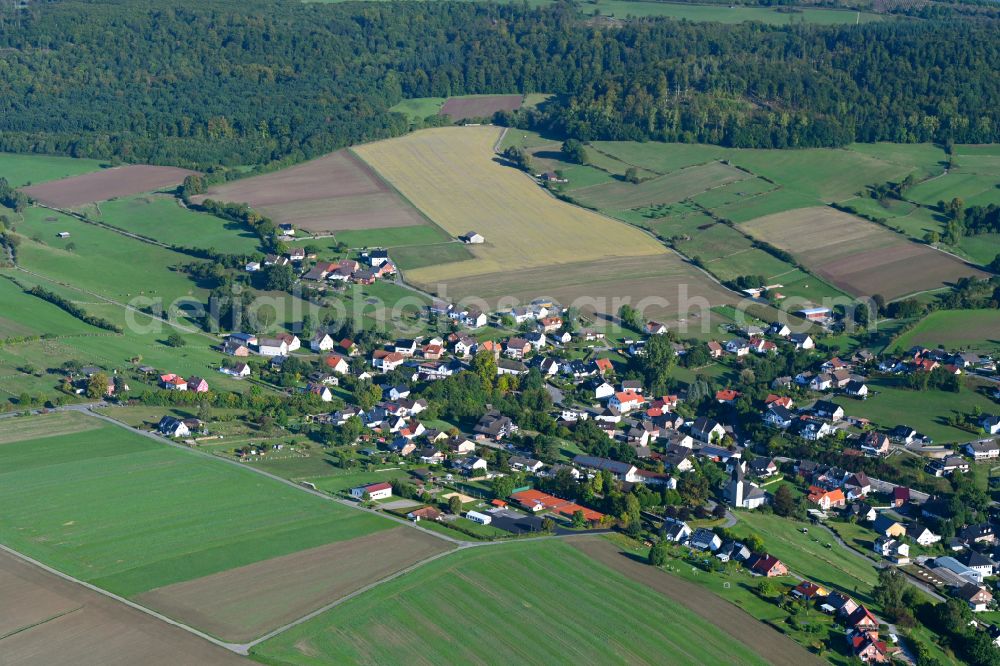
[165,332,186,347]
[648,542,668,566]
[542,517,556,533]
[561,138,589,165]
[448,495,463,515]
[625,166,641,184]
[773,484,796,517]
[85,372,110,399]
[572,509,587,528]
[491,474,516,500]
[618,304,642,332]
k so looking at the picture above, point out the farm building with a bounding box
[351,482,393,501]
[460,231,485,244]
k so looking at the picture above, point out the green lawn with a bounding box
[732,511,879,605]
[390,242,474,270]
[93,195,262,253]
[832,376,1000,444]
[891,309,1000,355]
[388,96,446,123]
[251,539,771,665]
[0,412,391,597]
[328,223,451,249]
[0,152,105,187]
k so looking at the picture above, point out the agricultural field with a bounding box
[0,549,243,665]
[0,412,458,643]
[890,309,1000,354]
[571,161,750,210]
[353,126,666,277]
[13,207,211,306]
[22,165,196,208]
[438,254,738,324]
[439,94,522,119]
[0,276,103,340]
[740,207,987,299]
[252,538,775,665]
[832,376,1000,443]
[0,152,105,188]
[193,150,428,233]
[89,194,262,253]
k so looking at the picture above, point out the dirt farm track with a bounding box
[0,549,243,665]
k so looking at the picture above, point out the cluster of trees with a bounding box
[0,2,997,170]
[0,178,28,212]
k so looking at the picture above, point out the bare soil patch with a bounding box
[135,527,452,643]
[742,207,987,299]
[23,165,197,208]
[439,95,522,119]
[569,537,823,666]
[0,549,243,665]
[192,150,426,232]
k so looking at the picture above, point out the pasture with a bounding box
[571,161,749,210]
[0,413,390,597]
[353,126,668,281]
[890,309,1000,354]
[94,195,262,253]
[0,276,104,340]
[0,549,243,665]
[252,539,772,665]
[740,207,987,299]
[0,152,104,188]
[193,150,427,232]
[22,165,196,208]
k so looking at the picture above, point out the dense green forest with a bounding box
[0,0,997,168]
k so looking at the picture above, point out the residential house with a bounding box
[663,519,693,543]
[791,581,829,601]
[187,376,209,393]
[966,551,996,579]
[892,487,911,507]
[716,540,751,563]
[966,440,1000,461]
[311,333,335,352]
[689,528,722,552]
[473,410,516,441]
[663,445,694,473]
[646,321,668,336]
[958,523,996,545]
[221,362,251,378]
[372,350,406,372]
[706,341,723,358]
[724,338,750,356]
[907,523,941,547]
[792,418,833,441]
[957,583,993,612]
[763,404,795,429]
[861,432,890,457]
[160,373,188,391]
[845,502,877,522]
[808,486,846,510]
[873,536,910,564]
[691,417,725,443]
[746,553,788,577]
[844,380,869,399]
[572,455,642,483]
[812,400,845,421]
[324,354,350,375]
[505,337,532,360]
[981,415,1000,436]
[609,391,644,414]
[748,458,778,478]
[157,416,190,438]
[765,394,794,409]
[929,456,970,477]
[407,507,443,522]
[510,456,546,474]
[843,472,871,499]
[716,388,741,404]
[257,338,289,357]
[789,333,814,350]
[873,514,907,538]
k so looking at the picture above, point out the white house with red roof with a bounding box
[350,482,392,501]
[609,391,643,413]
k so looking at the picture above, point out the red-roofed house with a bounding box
[747,553,787,577]
[791,580,829,600]
[609,391,643,413]
[160,373,188,391]
[350,482,392,501]
[847,607,880,633]
[892,486,911,507]
[594,358,614,375]
[707,341,723,358]
[765,394,794,409]
[808,486,846,510]
[716,389,741,404]
[324,354,350,374]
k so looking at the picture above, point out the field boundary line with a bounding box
[0,543,246,654]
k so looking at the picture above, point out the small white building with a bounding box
[461,231,485,244]
[311,333,335,352]
[466,510,492,525]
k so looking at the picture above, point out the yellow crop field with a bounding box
[352,126,667,285]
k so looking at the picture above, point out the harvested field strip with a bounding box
[571,537,823,666]
[0,411,102,445]
[440,94,522,119]
[424,254,736,320]
[353,126,666,281]
[23,165,197,208]
[573,161,749,210]
[0,549,244,665]
[741,207,987,299]
[252,539,770,665]
[193,150,427,232]
[136,527,452,643]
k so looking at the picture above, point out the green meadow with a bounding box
[0,412,390,597]
[0,152,105,187]
[252,539,770,665]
